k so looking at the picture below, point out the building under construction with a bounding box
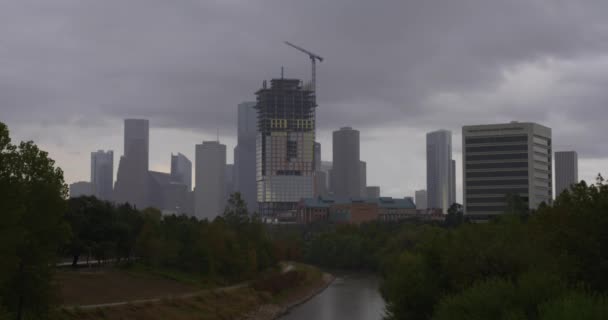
[255,78,317,217]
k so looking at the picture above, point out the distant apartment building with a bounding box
[415,189,428,210]
[296,197,416,225]
[114,119,150,208]
[69,181,93,198]
[426,130,455,213]
[555,151,578,197]
[366,186,381,199]
[171,153,192,191]
[195,141,227,220]
[234,101,258,213]
[313,142,327,197]
[462,122,552,218]
[91,150,113,201]
[320,161,333,191]
[332,127,361,198]
[255,78,316,217]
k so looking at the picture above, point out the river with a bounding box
[280,274,386,320]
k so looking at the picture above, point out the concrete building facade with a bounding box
[114,119,150,208]
[69,181,93,198]
[255,79,316,217]
[462,122,552,218]
[234,101,258,214]
[195,141,227,220]
[332,127,361,198]
[426,130,455,213]
[366,186,381,198]
[415,189,428,210]
[171,153,192,191]
[359,161,367,198]
[91,150,113,201]
[555,151,578,197]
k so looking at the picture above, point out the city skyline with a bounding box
[5,1,608,202]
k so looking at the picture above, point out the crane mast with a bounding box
[284,41,324,93]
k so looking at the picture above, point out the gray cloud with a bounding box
[2,0,608,194]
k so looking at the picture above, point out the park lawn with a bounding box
[55,267,201,306]
[58,288,268,320]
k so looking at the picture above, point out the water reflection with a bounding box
[281,274,385,320]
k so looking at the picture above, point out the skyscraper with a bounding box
[114,119,150,208]
[462,122,552,218]
[234,101,258,213]
[313,142,326,197]
[195,141,226,220]
[450,159,456,206]
[555,151,578,197]
[359,161,367,198]
[225,163,235,203]
[256,78,316,216]
[91,150,113,201]
[332,127,361,198]
[415,189,428,210]
[171,152,192,191]
[426,130,454,213]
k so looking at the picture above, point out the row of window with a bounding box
[466,144,528,153]
[466,162,528,169]
[466,153,528,161]
[467,179,529,187]
[465,135,528,144]
[467,170,528,178]
[467,187,529,195]
[467,196,530,203]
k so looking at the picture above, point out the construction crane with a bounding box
[284,41,324,93]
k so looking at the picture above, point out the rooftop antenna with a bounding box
[216,128,219,142]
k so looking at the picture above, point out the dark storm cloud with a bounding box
[2,0,608,157]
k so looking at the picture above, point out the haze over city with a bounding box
[3,0,608,202]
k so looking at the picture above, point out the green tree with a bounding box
[223,192,249,226]
[0,122,70,319]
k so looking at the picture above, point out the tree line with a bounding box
[303,178,608,319]
[0,122,281,320]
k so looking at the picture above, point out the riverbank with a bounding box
[56,263,332,320]
[242,270,335,320]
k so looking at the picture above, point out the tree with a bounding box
[223,192,249,226]
[445,203,464,227]
[0,122,70,319]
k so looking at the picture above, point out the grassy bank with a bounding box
[56,263,329,320]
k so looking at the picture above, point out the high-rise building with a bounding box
[555,151,578,197]
[114,119,150,208]
[171,153,192,191]
[91,150,113,201]
[426,130,454,213]
[462,122,552,218]
[225,164,235,203]
[69,181,93,198]
[360,161,367,198]
[313,142,326,197]
[450,159,456,205]
[332,127,361,198]
[255,78,316,216]
[234,101,258,214]
[320,161,333,191]
[415,189,428,210]
[366,186,381,199]
[148,171,191,215]
[195,141,226,220]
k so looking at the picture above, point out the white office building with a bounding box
[426,130,455,213]
[555,151,578,197]
[195,141,226,220]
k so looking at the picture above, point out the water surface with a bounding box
[281,274,385,320]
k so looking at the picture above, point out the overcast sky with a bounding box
[2,0,608,201]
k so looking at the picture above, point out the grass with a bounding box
[56,263,328,320]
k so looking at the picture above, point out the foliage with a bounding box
[0,122,70,319]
